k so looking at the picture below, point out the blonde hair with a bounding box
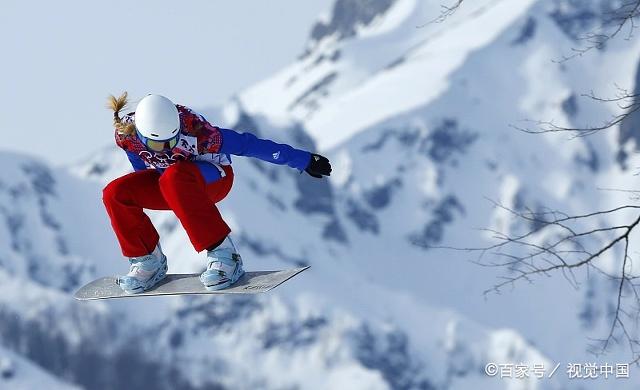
[107,92,136,135]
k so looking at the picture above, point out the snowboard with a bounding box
[74,266,309,300]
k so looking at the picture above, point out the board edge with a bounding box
[73,266,310,300]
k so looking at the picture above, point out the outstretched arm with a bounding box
[219,128,331,177]
[183,107,332,178]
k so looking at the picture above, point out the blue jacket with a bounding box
[218,128,311,171]
[116,106,311,182]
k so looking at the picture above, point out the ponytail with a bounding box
[107,91,136,135]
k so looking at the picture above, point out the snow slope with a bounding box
[0,139,550,389]
[71,108,551,389]
[0,344,79,390]
[242,0,540,150]
[235,0,640,387]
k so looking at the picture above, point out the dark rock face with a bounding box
[351,325,436,390]
[0,360,14,380]
[618,58,640,169]
[548,0,633,42]
[346,199,380,234]
[363,178,402,210]
[578,278,600,330]
[322,218,349,243]
[357,119,476,248]
[283,123,349,244]
[0,303,214,390]
[295,174,335,215]
[0,164,83,291]
[419,119,477,164]
[173,295,262,330]
[511,189,574,233]
[239,233,308,267]
[289,72,338,112]
[511,188,550,232]
[361,128,420,153]
[548,0,600,41]
[511,17,537,45]
[310,0,396,43]
[574,140,599,173]
[287,123,317,151]
[88,162,109,176]
[22,162,56,197]
[232,109,262,137]
[409,195,465,248]
[231,109,285,181]
[562,93,578,118]
[362,119,476,165]
[261,316,328,350]
[288,125,335,214]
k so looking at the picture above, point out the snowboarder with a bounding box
[102,93,331,294]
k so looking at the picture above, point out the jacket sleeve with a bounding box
[219,128,311,171]
[125,151,148,172]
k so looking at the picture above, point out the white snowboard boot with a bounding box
[200,236,244,291]
[117,244,168,294]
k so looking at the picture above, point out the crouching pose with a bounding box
[102,93,331,293]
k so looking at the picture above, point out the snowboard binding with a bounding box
[117,246,168,294]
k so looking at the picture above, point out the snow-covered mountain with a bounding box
[238,0,640,386]
[2,0,640,389]
[0,344,79,390]
[0,135,548,390]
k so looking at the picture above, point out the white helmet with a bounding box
[135,94,180,141]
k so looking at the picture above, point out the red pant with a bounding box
[102,162,234,257]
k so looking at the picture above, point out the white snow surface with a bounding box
[240,0,540,151]
[69,113,550,389]
[0,344,79,390]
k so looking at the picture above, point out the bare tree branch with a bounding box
[513,88,640,137]
[430,200,640,362]
[422,0,640,363]
[418,0,464,27]
[557,0,640,63]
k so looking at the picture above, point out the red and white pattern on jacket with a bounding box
[114,105,230,169]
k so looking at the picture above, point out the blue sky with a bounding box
[1,0,331,165]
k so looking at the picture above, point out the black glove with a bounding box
[305,153,332,178]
